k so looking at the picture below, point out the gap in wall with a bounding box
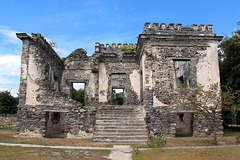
[72,83,85,106]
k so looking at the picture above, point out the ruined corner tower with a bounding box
[16,22,223,142]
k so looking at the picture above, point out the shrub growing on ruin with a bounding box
[146,136,167,148]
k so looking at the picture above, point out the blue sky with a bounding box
[0,0,239,96]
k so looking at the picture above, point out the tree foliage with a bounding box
[72,88,85,105]
[219,27,240,90]
[49,41,58,48]
[112,90,123,105]
[120,44,136,53]
[172,83,235,145]
[218,21,240,111]
[0,91,18,115]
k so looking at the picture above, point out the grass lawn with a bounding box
[1,127,240,160]
[133,127,240,148]
[132,127,240,160]
[223,127,240,137]
[0,145,110,160]
[132,146,240,160]
[132,136,238,149]
[0,129,112,147]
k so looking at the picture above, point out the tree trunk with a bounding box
[213,125,217,145]
[213,115,217,145]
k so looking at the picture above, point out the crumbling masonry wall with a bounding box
[16,33,93,138]
[138,23,223,137]
[16,22,223,139]
[95,43,141,105]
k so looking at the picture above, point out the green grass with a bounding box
[0,122,16,130]
[0,146,110,160]
[132,147,240,160]
[224,127,240,137]
[175,131,192,137]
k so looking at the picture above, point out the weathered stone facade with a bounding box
[16,22,223,139]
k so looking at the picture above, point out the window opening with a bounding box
[112,88,124,105]
[179,114,184,122]
[72,83,85,105]
[174,59,191,87]
[178,76,184,84]
[52,112,60,123]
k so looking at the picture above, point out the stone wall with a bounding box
[138,23,223,137]
[16,33,94,138]
[61,48,99,105]
[193,112,223,137]
[96,43,140,105]
[0,116,17,123]
[16,22,223,139]
[145,106,176,137]
[176,112,193,135]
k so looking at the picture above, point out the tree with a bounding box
[0,91,18,115]
[172,83,235,145]
[49,41,58,48]
[112,90,123,105]
[72,88,85,105]
[219,27,240,90]
[218,21,240,116]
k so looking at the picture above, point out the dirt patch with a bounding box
[0,145,110,160]
[0,129,112,147]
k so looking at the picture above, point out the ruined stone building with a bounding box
[16,23,223,143]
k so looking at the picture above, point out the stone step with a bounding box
[97,106,140,110]
[98,109,138,112]
[96,117,145,123]
[96,111,140,114]
[95,128,147,132]
[95,123,146,127]
[93,136,148,141]
[96,114,143,117]
[94,125,147,130]
[94,132,148,136]
[95,123,146,126]
[93,105,148,143]
[98,105,139,109]
[96,116,143,120]
[92,139,147,144]
[95,120,145,123]
[96,111,141,114]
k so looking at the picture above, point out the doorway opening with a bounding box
[45,111,65,138]
[112,88,124,105]
[176,112,194,137]
[72,82,85,106]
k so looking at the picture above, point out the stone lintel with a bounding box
[172,58,192,61]
[16,33,31,40]
[43,110,69,113]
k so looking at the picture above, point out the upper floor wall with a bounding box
[17,22,222,107]
[137,23,223,107]
[17,33,64,106]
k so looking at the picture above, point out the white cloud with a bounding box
[0,54,21,76]
[0,87,19,97]
[51,32,137,57]
[0,76,14,84]
[0,25,21,45]
[54,47,70,56]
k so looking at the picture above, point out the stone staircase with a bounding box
[93,105,148,143]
